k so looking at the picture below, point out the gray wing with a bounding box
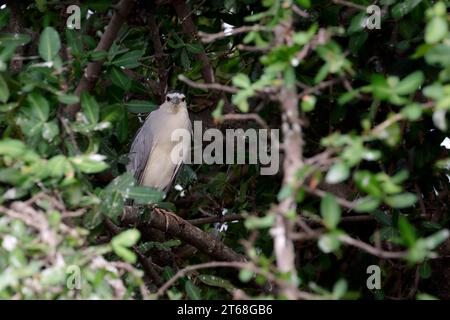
[126,112,156,184]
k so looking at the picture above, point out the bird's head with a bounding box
[164,91,187,111]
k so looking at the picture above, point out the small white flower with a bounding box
[3,188,18,200]
[291,57,300,67]
[223,23,234,36]
[88,154,106,162]
[2,235,18,251]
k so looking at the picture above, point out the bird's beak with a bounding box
[172,97,180,105]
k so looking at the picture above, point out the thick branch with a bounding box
[66,0,136,118]
[142,208,245,262]
[269,25,303,300]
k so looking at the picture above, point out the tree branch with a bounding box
[187,214,244,226]
[178,74,238,93]
[221,114,269,129]
[270,23,302,299]
[66,0,136,118]
[198,25,268,43]
[154,260,317,299]
[133,207,246,262]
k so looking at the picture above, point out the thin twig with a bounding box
[178,74,238,93]
[298,77,345,99]
[221,113,269,129]
[154,261,317,300]
[199,25,269,43]
[303,185,355,210]
[332,0,366,10]
[338,235,408,259]
[187,214,244,226]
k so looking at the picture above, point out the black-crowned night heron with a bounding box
[127,91,192,193]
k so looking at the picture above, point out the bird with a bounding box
[127,91,192,193]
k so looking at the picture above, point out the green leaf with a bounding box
[112,229,141,247]
[26,92,49,122]
[332,279,348,299]
[0,74,9,103]
[325,161,350,184]
[417,293,439,300]
[244,214,275,230]
[348,12,366,34]
[0,33,31,46]
[0,103,16,112]
[296,0,311,9]
[277,184,293,201]
[338,89,360,105]
[123,186,164,204]
[111,229,140,262]
[301,95,316,112]
[349,32,368,54]
[71,154,109,174]
[385,192,417,208]
[398,216,417,247]
[371,210,392,226]
[232,73,251,88]
[112,245,137,263]
[424,229,449,250]
[318,233,341,253]
[38,27,61,61]
[100,190,124,222]
[89,50,108,61]
[185,43,203,54]
[401,103,423,121]
[47,155,72,178]
[425,16,448,44]
[425,44,450,67]
[432,109,447,131]
[320,193,341,230]
[112,50,144,69]
[419,261,432,279]
[354,196,381,213]
[232,90,250,112]
[180,48,190,69]
[110,67,131,90]
[239,269,254,283]
[391,0,423,19]
[185,281,202,300]
[396,71,423,95]
[105,172,136,193]
[197,274,236,292]
[80,92,100,124]
[0,139,27,157]
[124,100,157,113]
[42,121,59,142]
[57,94,79,105]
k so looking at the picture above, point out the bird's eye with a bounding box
[181,97,185,102]
[166,96,171,102]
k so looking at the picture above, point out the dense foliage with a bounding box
[0,0,449,300]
